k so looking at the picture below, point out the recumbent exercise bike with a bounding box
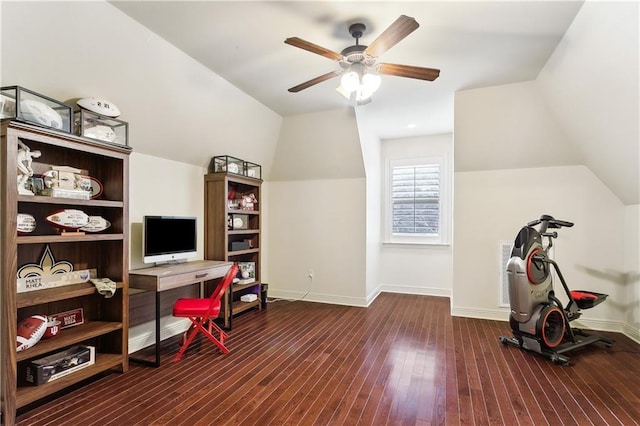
[499,215,613,365]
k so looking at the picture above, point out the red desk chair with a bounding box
[172,264,238,362]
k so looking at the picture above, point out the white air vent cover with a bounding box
[499,241,513,307]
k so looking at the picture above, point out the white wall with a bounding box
[623,205,640,341]
[267,178,367,305]
[379,134,454,297]
[537,0,640,205]
[453,77,637,338]
[128,153,207,269]
[355,108,382,303]
[0,1,282,173]
[454,80,579,172]
[453,165,627,330]
[267,109,367,305]
[269,108,363,181]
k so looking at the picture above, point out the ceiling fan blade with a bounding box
[288,71,341,93]
[378,63,440,81]
[285,37,343,61]
[364,15,419,57]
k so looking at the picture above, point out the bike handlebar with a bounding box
[527,215,574,231]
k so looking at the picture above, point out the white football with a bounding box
[17,213,37,234]
[20,99,63,129]
[77,97,120,118]
[17,315,47,352]
[45,209,90,230]
[84,124,116,143]
[80,216,111,233]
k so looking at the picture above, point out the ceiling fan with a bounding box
[285,15,440,102]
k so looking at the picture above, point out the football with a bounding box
[20,99,63,130]
[83,124,117,143]
[80,216,111,233]
[17,315,48,352]
[45,209,90,230]
[77,97,121,118]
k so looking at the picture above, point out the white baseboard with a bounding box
[451,306,509,322]
[621,323,640,344]
[380,284,451,298]
[268,289,369,307]
[366,286,382,307]
[451,306,640,344]
[269,286,449,308]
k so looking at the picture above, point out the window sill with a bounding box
[382,241,451,248]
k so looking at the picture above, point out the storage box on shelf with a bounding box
[204,172,262,329]
[1,121,130,424]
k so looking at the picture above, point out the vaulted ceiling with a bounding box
[109,1,638,205]
[110,1,582,138]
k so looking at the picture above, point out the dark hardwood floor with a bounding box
[16,293,640,425]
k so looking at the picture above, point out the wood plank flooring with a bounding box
[16,293,640,425]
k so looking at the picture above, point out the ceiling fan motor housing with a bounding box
[340,45,367,66]
[348,23,366,40]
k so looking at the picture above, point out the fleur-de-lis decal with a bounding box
[17,245,73,278]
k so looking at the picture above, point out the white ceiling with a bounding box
[110,1,584,139]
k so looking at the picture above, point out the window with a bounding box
[384,156,449,245]
[392,164,440,234]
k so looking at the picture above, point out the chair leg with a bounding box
[198,319,229,354]
[173,317,230,362]
[173,319,201,363]
[207,320,228,344]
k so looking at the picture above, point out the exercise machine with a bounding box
[499,215,613,365]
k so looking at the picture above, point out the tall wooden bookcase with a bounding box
[204,172,262,329]
[1,121,130,424]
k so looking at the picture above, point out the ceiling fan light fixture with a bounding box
[338,62,381,104]
[336,84,374,105]
[340,68,361,93]
[362,72,381,93]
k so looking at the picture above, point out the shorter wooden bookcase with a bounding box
[204,172,262,329]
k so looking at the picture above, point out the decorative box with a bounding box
[0,86,72,133]
[20,345,95,386]
[75,109,129,147]
[244,161,262,179]
[240,294,258,302]
[210,155,244,175]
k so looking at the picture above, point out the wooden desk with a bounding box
[129,260,232,367]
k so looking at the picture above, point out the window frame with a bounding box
[383,155,450,246]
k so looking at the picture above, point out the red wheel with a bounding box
[537,305,566,348]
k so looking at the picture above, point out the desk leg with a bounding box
[129,291,162,368]
[154,291,161,367]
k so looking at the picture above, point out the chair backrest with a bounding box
[209,264,238,303]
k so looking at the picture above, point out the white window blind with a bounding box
[391,164,440,235]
